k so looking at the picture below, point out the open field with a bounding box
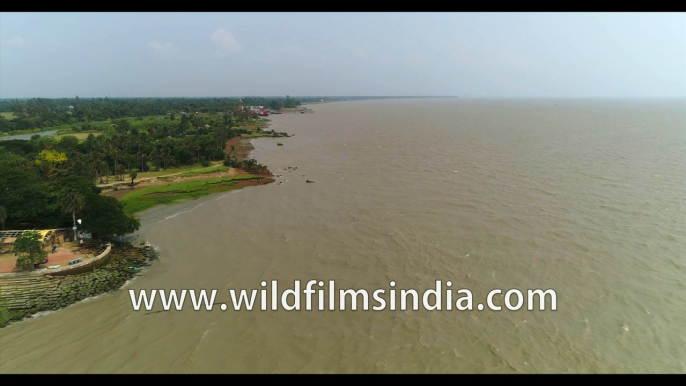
[54,132,103,141]
[119,174,265,214]
[132,162,224,180]
[163,165,230,179]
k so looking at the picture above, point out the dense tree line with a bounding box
[0,96,302,134]
[0,108,268,235]
[0,149,140,236]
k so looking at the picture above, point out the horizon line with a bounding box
[1,96,685,100]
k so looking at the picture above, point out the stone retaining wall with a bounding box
[0,243,113,279]
[0,243,159,328]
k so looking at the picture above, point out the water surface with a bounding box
[1,99,685,373]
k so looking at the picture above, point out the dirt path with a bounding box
[102,135,263,200]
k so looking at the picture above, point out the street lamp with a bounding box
[76,219,83,245]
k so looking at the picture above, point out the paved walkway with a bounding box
[0,247,84,273]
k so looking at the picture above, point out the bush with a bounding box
[14,230,47,269]
[200,159,211,167]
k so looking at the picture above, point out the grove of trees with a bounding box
[0,96,303,134]
[0,97,292,236]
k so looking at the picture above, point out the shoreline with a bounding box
[0,242,159,328]
[0,118,283,328]
[102,118,279,212]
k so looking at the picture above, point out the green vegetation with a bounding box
[0,206,6,230]
[120,174,260,214]
[54,132,102,142]
[241,129,290,139]
[0,97,302,135]
[133,163,220,179]
[82,194,141,238]
[169,165,230,178]
[57,183,86,241]
[241,132,268,138]
[0,97,295,237]
[13,230,48,269]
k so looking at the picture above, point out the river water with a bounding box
[0,130,58,141]
[1,99,685,373]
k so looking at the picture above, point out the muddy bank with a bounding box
[224,136,255,162]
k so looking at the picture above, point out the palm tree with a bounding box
[58,188,85,242]
[0,206,7,230]
[99,161,110,183]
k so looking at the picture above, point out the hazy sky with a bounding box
[1,12,684,98]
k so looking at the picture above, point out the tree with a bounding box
[14,230,47,269]
[35,149,68,178]
[99,161,110,183]
[58,186,85,242]
[0,206,6,230]
[58,135,79,151]
[129,170,138,185]
[116,164,126,181]
[81,195,140,239]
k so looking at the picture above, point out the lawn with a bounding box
[134,162,224,179]
[0,112,15,119]
[170,165,230,178]
[120,174,260,214]
[55,132,102,141]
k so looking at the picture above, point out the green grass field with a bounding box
[54,132,103,141]
[120,174,260,214]
[134,162,224,179]
[170,165,230,178]
[0,112,15,119]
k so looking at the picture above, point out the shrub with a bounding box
[14,230,47,269]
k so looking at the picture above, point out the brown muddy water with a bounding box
[1,98,685,373]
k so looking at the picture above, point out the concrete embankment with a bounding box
[0,243,159,327]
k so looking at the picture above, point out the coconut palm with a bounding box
[0,206,7,230]
[58,188,85,242]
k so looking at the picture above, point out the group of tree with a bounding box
[0,149,140,239]
[0,102,275,237]
[0,96,303,134]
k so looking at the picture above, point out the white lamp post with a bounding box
[76,219,82,245]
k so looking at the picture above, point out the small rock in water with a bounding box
[306,180,315,183]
